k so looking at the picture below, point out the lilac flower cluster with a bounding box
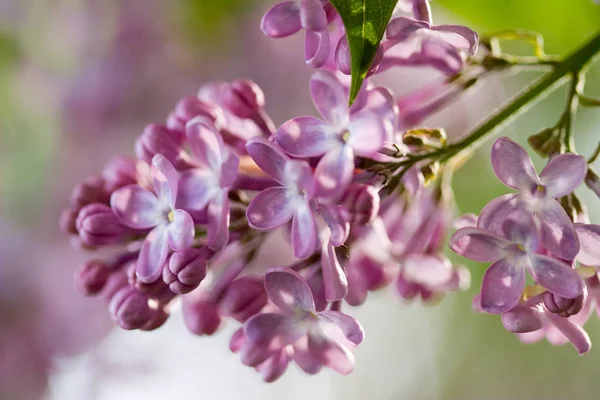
[451,137,599,355]
[61,0,600,382]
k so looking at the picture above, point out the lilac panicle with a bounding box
[242,268,364,377]
[451,211,584,314]
[480,137,587,260]
[276,71,391,199]
[111,154,195,283]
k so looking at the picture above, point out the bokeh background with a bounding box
[1,0,600,399]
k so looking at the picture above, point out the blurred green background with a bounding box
[1,0,599,399]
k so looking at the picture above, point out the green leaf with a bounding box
[330,0,399,105]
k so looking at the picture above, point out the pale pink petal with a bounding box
[207,191,230,251]
[320,242,348,301]
[419,38,465,75]
[244,313,304,348]
[401,253,453,287]
[480,258,525,314]
[539,154,587,198]
[307,333,355,375]
[335,35,351,75]
[219,148,240,188]
[491,137,539,190]
[246,137,289,184]
[275,116,339,157]
[546,312,591,355]
[152,154,179,209]
[264,267,316,313]
[537,199,580,260]
[318,204,350,247]
[293,336,323,374]
[309,71,349,127]
[167,209,195,251]
[575,223,600,266]
[110,185,161,229]
[283,160,315,197]
[314,145,354,199]
[477,193,520,234]
[246,187,295,230]
[305,29,330,68]
[260,1,302,38]
[431,24,479,54]
[528,255,583,299]
[186,117,224,170]
[137,225,170,283]
[299,0,327,31]
[450,227,509,262]
[318,311,364,345]
[291,201,318,259]
[177,169,219,211]
[386,16,429,41]
[256,348,291,383]
[347,111,389,155]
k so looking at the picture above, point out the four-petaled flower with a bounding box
[111,154,194,283]
[451,212,583,314]
[243,267,364,375]
[276,71,391,199]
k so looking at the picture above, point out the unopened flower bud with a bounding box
[543,287,588,318]
[75,259,111,296]
[221,80,265,119]
[335,36,382,77]
[163,247,212,294]
[346,254,392,306]
[501,303,543,333]
[135,124,187,168]
[102,156,138,192]
[220,276,267,322]
[109,285,155,330]
[140,308,170,331]
[70,175,109,209]
[59,207,79,234]
[167,96,221,134]
[340,184,380,225]
[182,294,222,336]
[76,203,128,246]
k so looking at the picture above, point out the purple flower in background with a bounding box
[480,137,587,260]
[245,137,318,259]
[451,212,583,314]
[111,154,194,283]
[243,267,364,375]
[276,72,391,199]
[384,16,478,75]
[178,117,239,251]
[575,223,600,267]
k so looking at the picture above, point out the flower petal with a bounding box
[291,201,318,259]
[431,24,479,54]
[207,191,230,252]
[219,148,240,189]
[176,169,219,211]
[477,193,520,234]
[386,16,429,41]
[275,116,339,158]
[246,187,295,230]
[318,204,350,247]
[244,313,304,348]
[264,267,316,313]
[299,0,327,31]
[318,311,364,345]
[186,116,224,170]
[293,336,323,374]
[320,241,348,301]
[491,137,539,190]
[167,209,195,251]
[401,253,453,288]
[305,29,330,68]
[110,185,161,229]
[450,227,509,262]
[314,145,354,199]
[256,348,291,383]
[501,211,540,250]
[347,111,389,155]
[575,223,600,266]
[260,1,302,38]
[335,35,351,75]
[419,38,465,75]
[539,153,587,198]
[283,160,315,197]
[246,137,289,184]
[528,255,583,298]
[137,225,170,283]
[309,71,349,127]
[307,333,355,375]
[501,303,543,333]
[537,199,580,260]
[480,258,525,314]
[152,154,179,209]
[546,312,591,355]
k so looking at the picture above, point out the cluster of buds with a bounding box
[61,0,600,383]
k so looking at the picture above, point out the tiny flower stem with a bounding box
[588,141,600,164]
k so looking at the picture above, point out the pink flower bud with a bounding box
[219,276,267,322]
[221,80,265,119]
[59,207,79,234]
[163,247,212,294]
[109,286,155,330]
[75,259,111,296]
[102,156,138,192]
[501,302,544,333]
[182,294,222,336]
[166,96,221,135]
[70,175,109,209]
[134,124,187,169]
[76,203,129,246]
[340,184,380,225]
[543,287,588,318]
